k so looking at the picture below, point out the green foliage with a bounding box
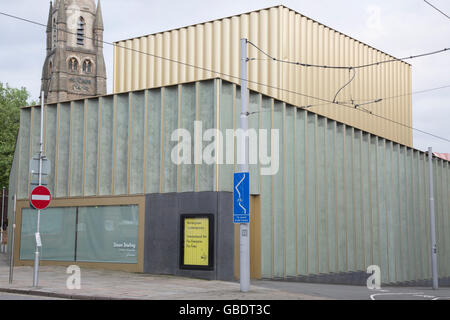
[0,83,35,188]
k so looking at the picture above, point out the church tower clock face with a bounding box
[41,0,106,104]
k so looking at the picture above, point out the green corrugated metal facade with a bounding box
[9,78,450,284]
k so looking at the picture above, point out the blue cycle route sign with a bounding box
[233,172,250,224]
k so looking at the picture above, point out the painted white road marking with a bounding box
[370,292,425,300]
[371,292,450,300]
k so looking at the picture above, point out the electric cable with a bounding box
[424,0,450,20]
[342,84,450,104]
[247,40,450,69]
[333,67,356,103]
[1,11,449,143]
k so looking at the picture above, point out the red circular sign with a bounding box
[30,186,52,210]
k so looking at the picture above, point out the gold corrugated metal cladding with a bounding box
[113,5,412,146]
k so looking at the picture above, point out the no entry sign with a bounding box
[30,186,51,210]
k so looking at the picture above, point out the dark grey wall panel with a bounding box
[144,192,234,281]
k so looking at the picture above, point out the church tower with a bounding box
[41,0,107,104]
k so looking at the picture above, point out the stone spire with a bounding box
[45,2,53,52]
[46,2,53,33]
[57,0,66,24]
[95,0,104,31]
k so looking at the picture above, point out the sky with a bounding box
[0,0,449,152]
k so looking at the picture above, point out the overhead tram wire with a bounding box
[341,84,450,105]
[332,67,356,103]
[246,40,450,70]
[246,39,450,109]
[246,39,450,139]
[321,102,450,143]
[334,84,450,111]
[246,39,360,104]
[1,11,450,144]
[424,0,450,20]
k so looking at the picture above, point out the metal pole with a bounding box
[428,147,439,290]
[1,187,5,253]
[239,38,250,292]
[33,91,45,287]
[9,194,16,284]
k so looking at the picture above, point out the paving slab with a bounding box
[0,254,323,300]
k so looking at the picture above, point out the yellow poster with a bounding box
[184,218,209,266]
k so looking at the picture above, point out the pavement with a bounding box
[1,253,449,300]
[0,253,322,300]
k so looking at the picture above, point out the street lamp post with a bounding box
[32,91,45,287]
[239,38,250,293]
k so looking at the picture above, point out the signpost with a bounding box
[233,172,250,224]
[30,186,51,210]
[29,155,50,188]
[31,91,51,287]
[236,38,251,293]
[428,147,439,290]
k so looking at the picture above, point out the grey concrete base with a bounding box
[266,271,368,286]
[144,192,235,281]
[391,277,450,287]
[263,273,450,287]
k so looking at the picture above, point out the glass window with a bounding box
[20,207,77,261]
[83,60,92,73]
[20,205,139,264]
[76,205,139,263]
[68,57,78,72]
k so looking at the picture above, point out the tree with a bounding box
[0,83,36,188]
